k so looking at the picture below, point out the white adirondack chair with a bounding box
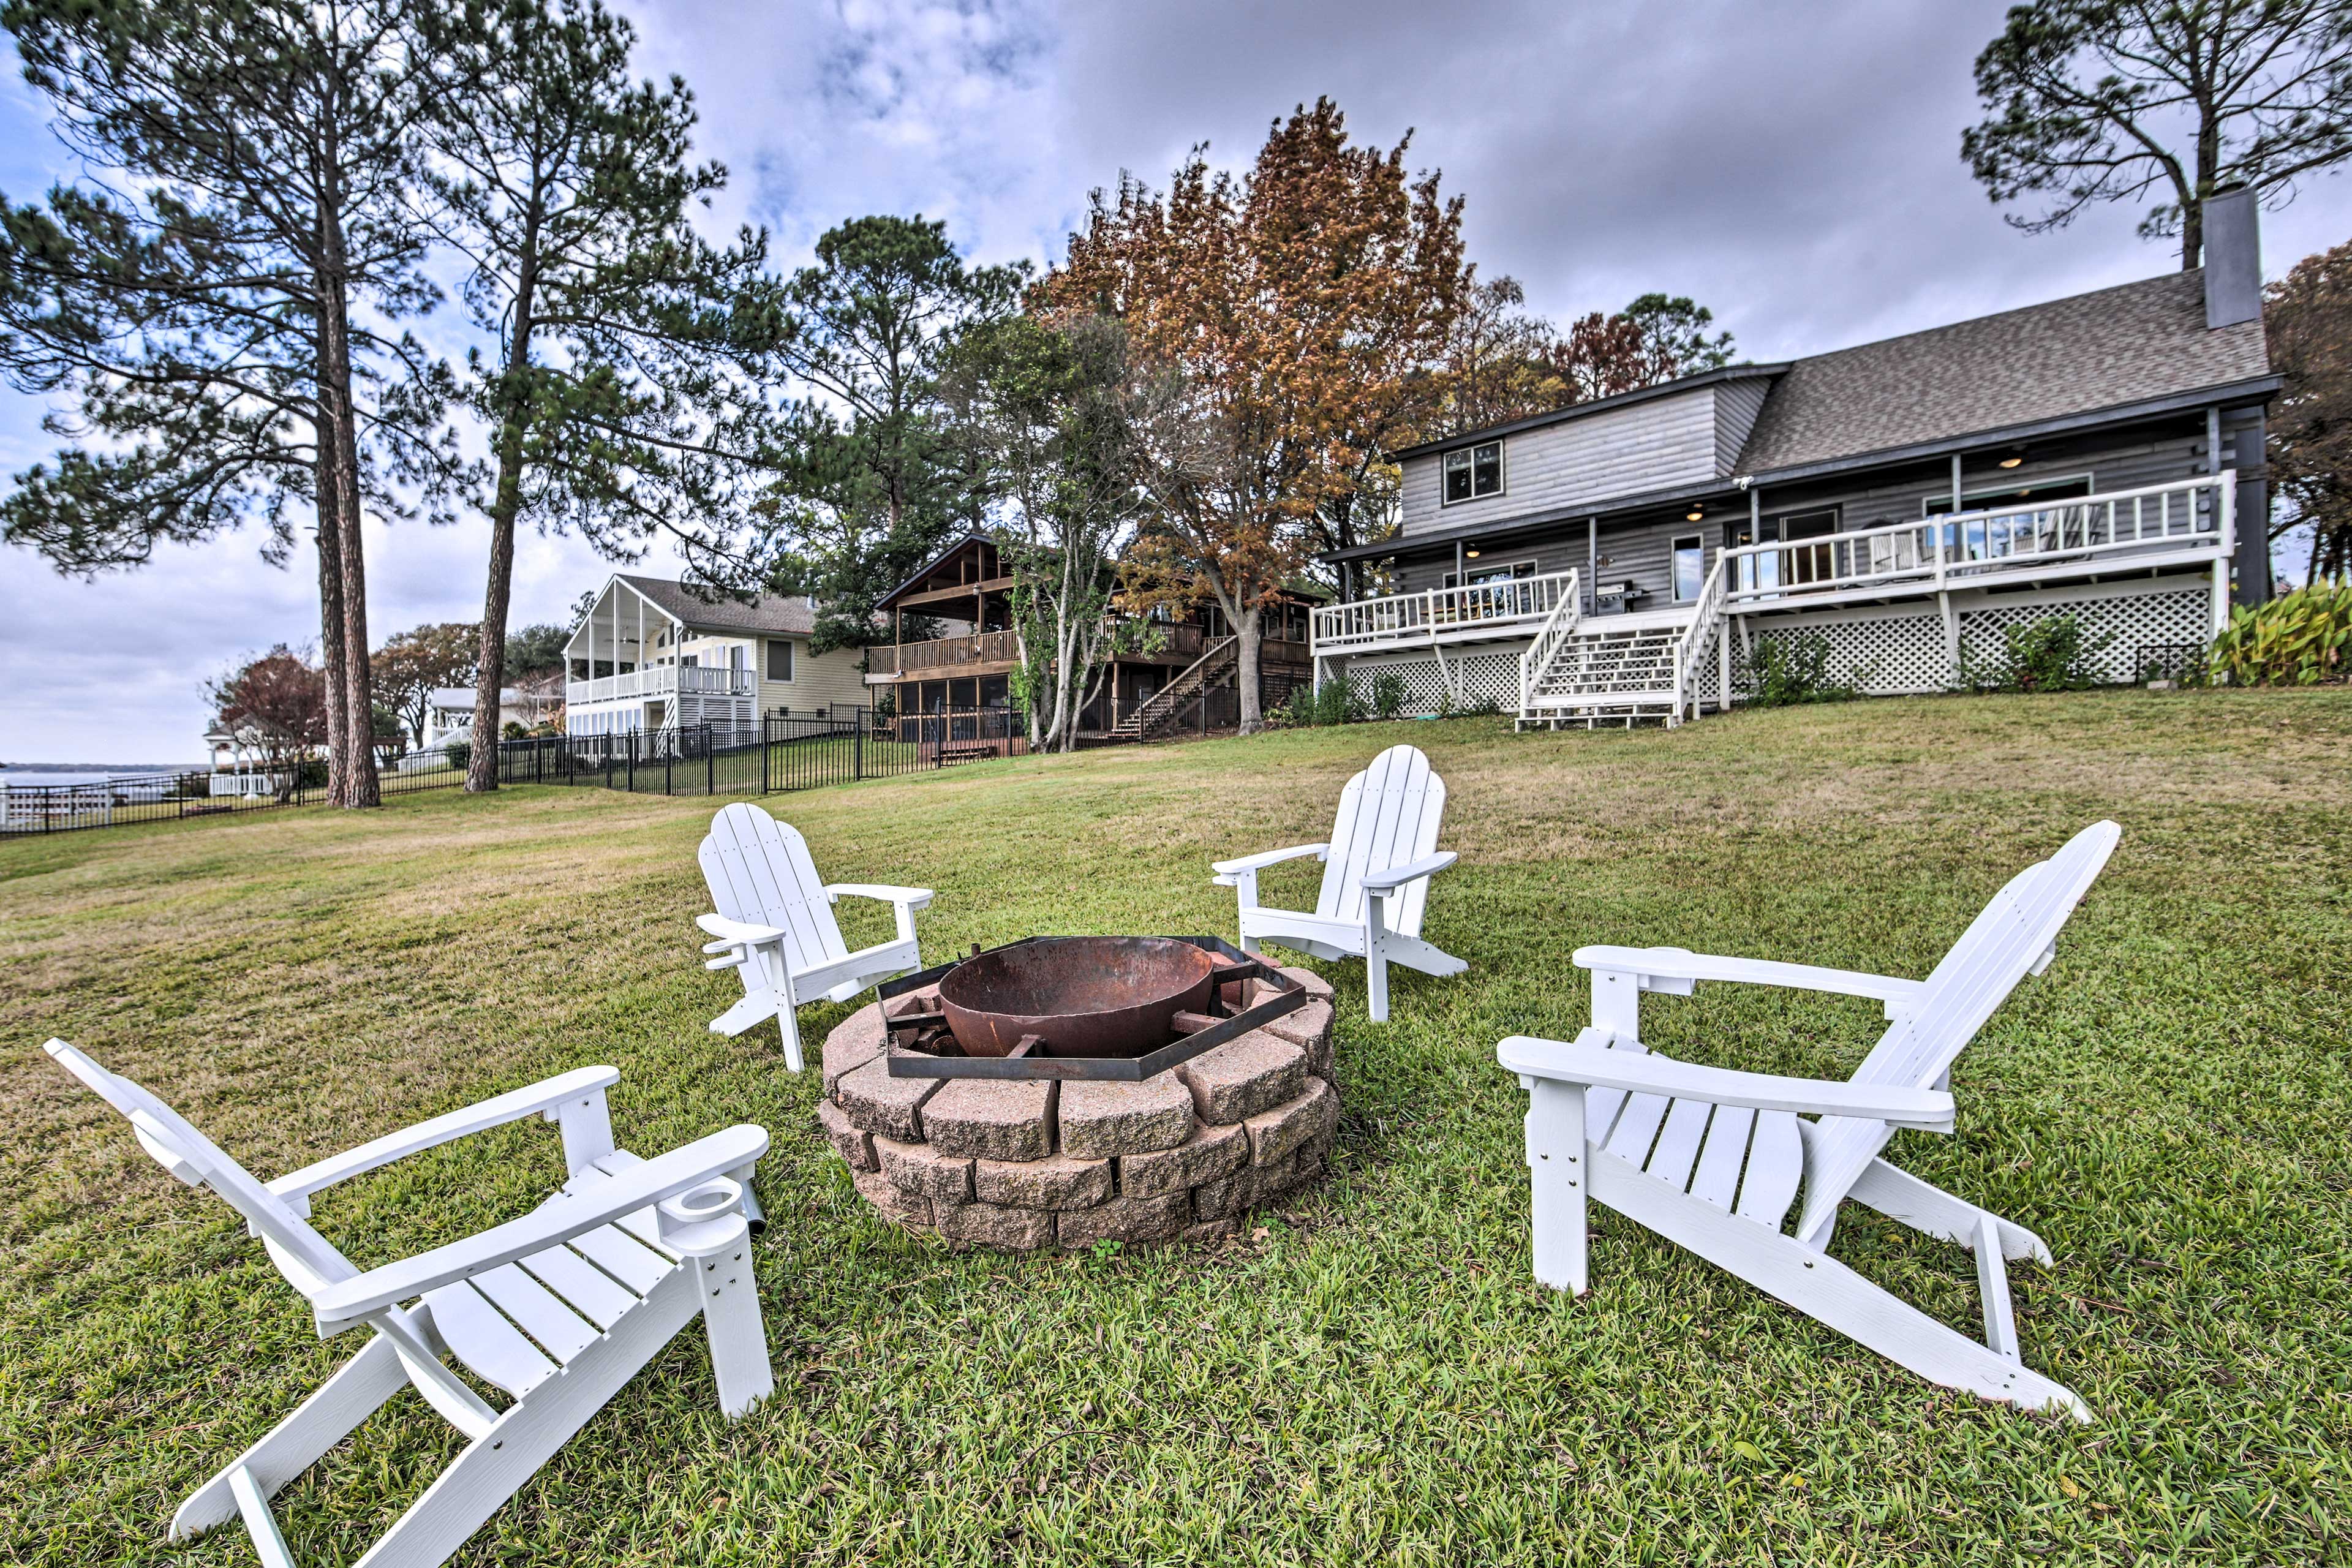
[43,1040,775,1568]
[697,802,934,1072]
[1212,744,1464,1022]
[1498,821,2120,1419]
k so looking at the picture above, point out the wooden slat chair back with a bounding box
[693,802,934,1072]
[1316,744,1447,941]
[45,1040,774,1568]
[1794,822,2119,1245]
[1499,821,2120,1418]
[47,1041,360,1294]
[1212,743,1466,1022]
[701,803,850,979]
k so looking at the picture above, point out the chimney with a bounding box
[2203,184,2261,329]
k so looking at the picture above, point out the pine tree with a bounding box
[421,0,780,790]
[0,0,464,805]
[758,216,1026,653]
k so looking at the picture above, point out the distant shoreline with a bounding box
[1,763,203,775]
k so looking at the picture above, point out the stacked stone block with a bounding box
[818,966,1340,1250]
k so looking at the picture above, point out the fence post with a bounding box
[707,723,715,794]
[855,709,865,780]
[627,731,636,791]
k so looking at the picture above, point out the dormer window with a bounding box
[1442,440,1504,505]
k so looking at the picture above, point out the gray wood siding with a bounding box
[1383,412,2225,611]
[1400,388,1725,538]
[1714,378,1771,473]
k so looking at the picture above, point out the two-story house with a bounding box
[1313,187,2279,726]
[865,534,1319,743]
[563,574,869,739]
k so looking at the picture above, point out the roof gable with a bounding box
[611,575,819,636]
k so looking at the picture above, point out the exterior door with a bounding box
[1782,510,1839,586]
[1726,516,1780,594]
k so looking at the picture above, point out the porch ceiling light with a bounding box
[1686,507,1704,521]
[1998,454,2024,469]
[1464,546,1481,558]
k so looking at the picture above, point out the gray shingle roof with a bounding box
[616,575,819,636]
[1736,270,2271,475]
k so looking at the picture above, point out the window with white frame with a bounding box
[766,639,794,680]
[1441,440,1504,505]
[1671,534,1706,601]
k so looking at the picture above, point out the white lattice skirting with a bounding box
[1742,579,2215,696]
[1958,590,2211,684]
[1338,646,1527,717]
[1322,575,2220,716]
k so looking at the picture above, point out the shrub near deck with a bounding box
[2,689,2350,1566]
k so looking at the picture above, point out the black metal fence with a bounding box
[1,708,1023,840]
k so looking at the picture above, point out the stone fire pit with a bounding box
[816,966,1339,1249]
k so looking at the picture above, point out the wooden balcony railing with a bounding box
[566,663,755,706]
[867,620,1231,677]
[1311,568,1581,656]
[1721,473,2233,607]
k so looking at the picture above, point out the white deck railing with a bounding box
[1723,473,2233,607]
[1313,567,1579,654]
[566,663,755,706]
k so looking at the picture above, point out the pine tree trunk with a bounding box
[314,494,348,807]
[319,288,379,805]
[469,238,541,793]
[315,99,379,808]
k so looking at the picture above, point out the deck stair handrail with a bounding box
[1114,635,1238,740]
[1516,570,1583,715]
[1667,553,1732,726]
[1720,472,2233,608]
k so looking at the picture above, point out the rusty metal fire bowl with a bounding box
[938,935,1217,1058]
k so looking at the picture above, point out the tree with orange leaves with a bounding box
[1036,98,1469,732]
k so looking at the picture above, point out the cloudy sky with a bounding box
[1,0,2346,764]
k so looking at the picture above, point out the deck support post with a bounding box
[1939,592,1961,683]
[1717,614,1732,710]
[2213,473,2236,636]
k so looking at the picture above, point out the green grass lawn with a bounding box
[4,690,2348,1566]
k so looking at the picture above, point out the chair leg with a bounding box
[174,1327,413,1539]
[1522,1079,1589,1296]
[351,1269,703,1568]
[1974,1212,2021,1362]
[688,1224,774,1419]
[1363,907,1390,1022]
[774,991,805,1074]
[1588,1151,2089,1420]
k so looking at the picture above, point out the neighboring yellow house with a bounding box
[562,573,868,737]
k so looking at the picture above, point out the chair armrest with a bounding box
[1362,850,1457,893]
[826,883,935,910]
[268,1066,622,1206]
[310,1125,771,1333]
[1211,843,1330,880]
[698,913,789,946]
[1572,945,1926,1014]
[1497,1030,1954,1129]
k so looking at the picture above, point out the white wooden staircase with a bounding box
[1517,559,1732,730]
[1110,635,1236,741]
